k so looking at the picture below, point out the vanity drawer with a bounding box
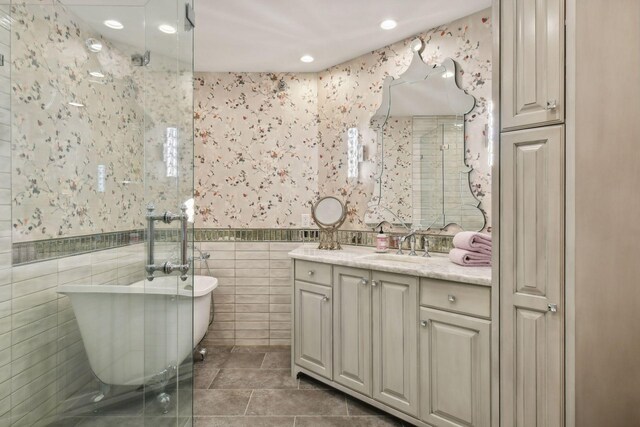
[420,278,490,318]
[295,260,332,286]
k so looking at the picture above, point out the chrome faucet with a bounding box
[398,229,418,256]
[189,245,211,262]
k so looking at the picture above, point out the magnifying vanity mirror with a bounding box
[311,196,347,250]
[366,45,486,232]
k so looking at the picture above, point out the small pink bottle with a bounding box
[375,226,389,253]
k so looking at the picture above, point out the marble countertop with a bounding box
[289,244,492,287]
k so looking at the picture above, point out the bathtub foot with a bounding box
[197,347,207,361]
[157,392,171,414]
[91,382,110,413]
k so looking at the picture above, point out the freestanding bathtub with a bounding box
[58,275,217,387]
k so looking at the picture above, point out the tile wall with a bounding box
[194,242,299,347]
[0,242,146,426]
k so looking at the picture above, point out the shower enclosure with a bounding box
[1,0,195,425]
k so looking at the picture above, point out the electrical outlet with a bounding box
[301,213,312,228]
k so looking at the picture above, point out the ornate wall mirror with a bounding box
[366,46,486,232]
[311,196,347,250]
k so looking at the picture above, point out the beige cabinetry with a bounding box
[501,0,565,130]
[333,266,372,396]
[419,307,491,427]
[500,126,564,426]
[294,280,333,379]
[292,259,492,427]
[500,0,567,423]
[371,271,419,416]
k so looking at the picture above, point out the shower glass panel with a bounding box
[3,0,194,425]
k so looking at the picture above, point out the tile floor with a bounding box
[192,345,415,427]
[48,345,415,426]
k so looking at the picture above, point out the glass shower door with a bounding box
[6,0,194,425]
[143,0,195,424]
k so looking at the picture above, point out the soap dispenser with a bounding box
[375,226,389,253]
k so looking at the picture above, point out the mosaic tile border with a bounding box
[12,228,454,265]
[191,228,454,254]
[12,229,146,265]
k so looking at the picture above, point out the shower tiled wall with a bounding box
[0,3,12,422]
[0,242,145,425]
[194,241,299,347]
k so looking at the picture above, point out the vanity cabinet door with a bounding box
[501,0,564,130]
[501,126,564,426]
[419,307,491,427]
[371,271,419,416]
[333,266,372,396]
[294,281,333,379]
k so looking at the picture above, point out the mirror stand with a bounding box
[317,227,341,250]
[311,197,347,250]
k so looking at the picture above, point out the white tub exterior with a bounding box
[58,275,217,386]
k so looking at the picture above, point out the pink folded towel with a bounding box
[453,231,492,255]
[449,248,491,267]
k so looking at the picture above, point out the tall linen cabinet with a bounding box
[498,0,566,426]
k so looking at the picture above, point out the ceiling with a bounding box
[194,0,491,72]
[62,0,491,73]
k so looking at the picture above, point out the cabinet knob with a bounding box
[420,320,429,327]
[548,303,558,313]
[360,278,369,285]
[322,295,330,302]
[448,294,456,303]
[371,280,378,287]
[307,270,314,276]
[546,100,557,110]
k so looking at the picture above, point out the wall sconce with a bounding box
[347,127,363,179]
[486,100,494,168]
[164,127,178,178]
[97,164,106,193]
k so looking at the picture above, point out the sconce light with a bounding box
[164,127,178,178]
[347,127,363,179]
[487,100,494,168]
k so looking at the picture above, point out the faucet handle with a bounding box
[422,236,431,258]
[395,236,404,255]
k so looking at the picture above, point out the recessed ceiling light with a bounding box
[158,24,177,34]
[69,101,85,107]
[104,20,123,30]
[442,71,455,79]
[300,55,314,63]
[89,71,105,78]
[86,38,102,53]
[380,19,397,30]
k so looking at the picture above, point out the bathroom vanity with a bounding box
[289,245,492,427]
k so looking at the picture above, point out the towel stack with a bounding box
[449,231,492,267]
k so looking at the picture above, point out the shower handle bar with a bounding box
[146,204,190,281]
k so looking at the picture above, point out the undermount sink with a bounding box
[358,253,431,265]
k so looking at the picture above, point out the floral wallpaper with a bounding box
[195,9,492,231]
[317,9,492,230]
[11,5,490,239]
[11,3,145,242]
[10,3,193,242]
[194,73,319,228]
[370,117,413,223]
